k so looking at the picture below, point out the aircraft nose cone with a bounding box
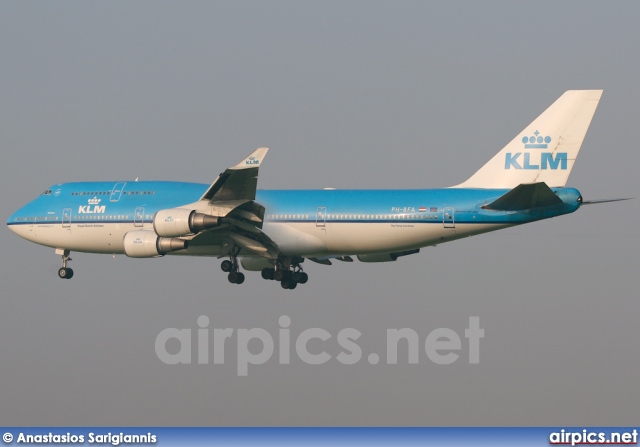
[7,213,18,233]
[7,209,29,237]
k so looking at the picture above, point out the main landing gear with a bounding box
[57,249,74,279]
[261,257,308,290]
[219,252,309,289]
[220,249,245,285]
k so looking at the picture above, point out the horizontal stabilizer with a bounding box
[482,182,562,211]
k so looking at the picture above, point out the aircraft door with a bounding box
[110,182,126,202]
[443,207,455,228]
[134,207,144,227]
[316,207,326,227]
[62,208,72,228]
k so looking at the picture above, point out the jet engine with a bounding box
[153,208,220,237]
[123,230,188,258]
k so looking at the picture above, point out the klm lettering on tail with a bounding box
[505,152,568,170]
[505,131,567,170]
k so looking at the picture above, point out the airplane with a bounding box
[7,90,626,289]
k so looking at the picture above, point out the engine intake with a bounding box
[123,230,188,258]
[153,208,219,237]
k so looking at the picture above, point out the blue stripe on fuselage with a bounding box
[256,188,580,225]
[7,181,582,226]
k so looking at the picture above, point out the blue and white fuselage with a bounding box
[7,183,582,256]
[6,90,611,288]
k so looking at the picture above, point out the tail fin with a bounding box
[453,90,603,189]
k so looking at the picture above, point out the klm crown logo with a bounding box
[522,130,551,149]
[88,197,101,205]
[506,130,566,171]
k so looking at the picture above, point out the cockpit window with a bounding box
[42,190,52,195]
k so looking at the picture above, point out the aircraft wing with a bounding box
[200,147,269,202]
[192,147,278,257]
[482,182,563,211]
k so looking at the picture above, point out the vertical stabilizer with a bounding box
[454,90,602,189]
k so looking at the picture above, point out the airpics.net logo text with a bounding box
[155,316,484,376]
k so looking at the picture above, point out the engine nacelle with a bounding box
[153,208,220,237]
[123,230,188,258]
[357,249,420,263]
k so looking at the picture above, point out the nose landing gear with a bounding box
[56,249,74,279]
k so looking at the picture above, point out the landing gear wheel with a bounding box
[261,268,275,280]
[281,280,290,289]
[57,249,74,279]
[288,281,298,290]
[58,267,73,279]
[290,271,306,285]
[221,260,233,272]
[274,270,286,281]
[228,271,245,284]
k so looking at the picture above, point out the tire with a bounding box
[235,272,245,284]
[221,260,233,272]
[291,272,302,283]
[261,268,275,280]
[280,280,290,289]
[58,267,68,279]
[274,270,285,281]
[66,268,74,279]
[288,281,297,290]
[298,272,308,284]
[228,272,238,283]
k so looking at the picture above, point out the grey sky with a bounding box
[1,1,638,426]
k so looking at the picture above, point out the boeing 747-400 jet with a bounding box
[8,90,624,289]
